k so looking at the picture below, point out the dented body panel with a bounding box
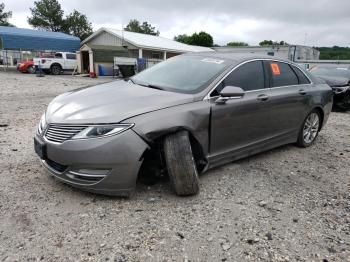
[127,101,211,156]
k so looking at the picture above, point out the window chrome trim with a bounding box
[203,58,313,100]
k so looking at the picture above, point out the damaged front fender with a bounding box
[124,100,211,158]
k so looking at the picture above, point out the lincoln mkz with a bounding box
[34,53,333,196]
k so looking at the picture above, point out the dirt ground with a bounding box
[0,71,349,261]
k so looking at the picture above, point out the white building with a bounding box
[213,45,320,61]
[78,27,213,76]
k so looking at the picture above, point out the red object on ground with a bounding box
[17,60,35,73]
[89,72,97,78]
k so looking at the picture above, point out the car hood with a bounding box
[46,80,194,124]
[316,74,349,87]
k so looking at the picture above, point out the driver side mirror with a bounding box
[216,86,245,104]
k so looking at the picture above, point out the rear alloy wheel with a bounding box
[163,131,199,196]
[51,64,62,75]
[297,110,321,147]
[27,65,36,74]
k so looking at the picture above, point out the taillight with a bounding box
[41,59,46,64]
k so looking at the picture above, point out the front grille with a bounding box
[44,124,87,143]
[46,159,68,173]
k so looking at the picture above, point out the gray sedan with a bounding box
[34,53,333,197]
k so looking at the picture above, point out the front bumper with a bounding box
[35,129,149,196]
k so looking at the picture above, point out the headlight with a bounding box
[38,113,46,134]
[72,124,134,139]
[333,86,349,94]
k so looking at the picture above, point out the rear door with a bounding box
[265,61,312,137]
[209,60,273,158]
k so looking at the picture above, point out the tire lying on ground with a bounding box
[163,130,200,196]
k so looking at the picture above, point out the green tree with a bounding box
[174,31,214,47]
[174,34,191,44]
[259,40,274,46]
[190,32,213,47]
[259,40,288,46]
[64,10,93,40]
[0,2,13,26]
[124,19,159,36]
[317,46,350,60]
[227,41,249,47]
[28,0,93,40]
[28,0,64,32]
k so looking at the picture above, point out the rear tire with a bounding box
[163,131,199,196]
[50,64,62,75]
[296,110,321,148]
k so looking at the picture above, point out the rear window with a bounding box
[270,62,299,87]
[291,65,311,84]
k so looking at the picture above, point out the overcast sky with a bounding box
[3,0,350,47]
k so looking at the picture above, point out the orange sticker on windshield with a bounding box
[271,63,281,75]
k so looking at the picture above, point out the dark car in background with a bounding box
[310,66,350,111]
[34,53,333,197]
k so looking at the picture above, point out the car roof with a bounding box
[184,51,290,64]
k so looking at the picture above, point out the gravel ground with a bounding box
[0,71,349,261]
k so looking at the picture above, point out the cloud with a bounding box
[4,0,350,46]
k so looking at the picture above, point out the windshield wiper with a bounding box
[146,84,164,91]
[126,78,136,84]
[136,82,165,91]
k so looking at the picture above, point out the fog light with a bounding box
[67,169,111,181]
[74,169,110,176]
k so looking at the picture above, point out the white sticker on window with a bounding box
[201,58,225,64]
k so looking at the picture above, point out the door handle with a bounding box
[299,89,307,95]
[257,94,269,101]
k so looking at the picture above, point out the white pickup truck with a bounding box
[34,52,77,75]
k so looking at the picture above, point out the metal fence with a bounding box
[0,50,38,67]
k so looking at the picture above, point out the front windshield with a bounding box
[311,67,350,79]
[131,55,228,94]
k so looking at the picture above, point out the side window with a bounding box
[211,61,265,97]
[54,53,63,59]
[225,61,265,91]
[66,54,76,60]
[270,62,299,87]
[291,65,311,84]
